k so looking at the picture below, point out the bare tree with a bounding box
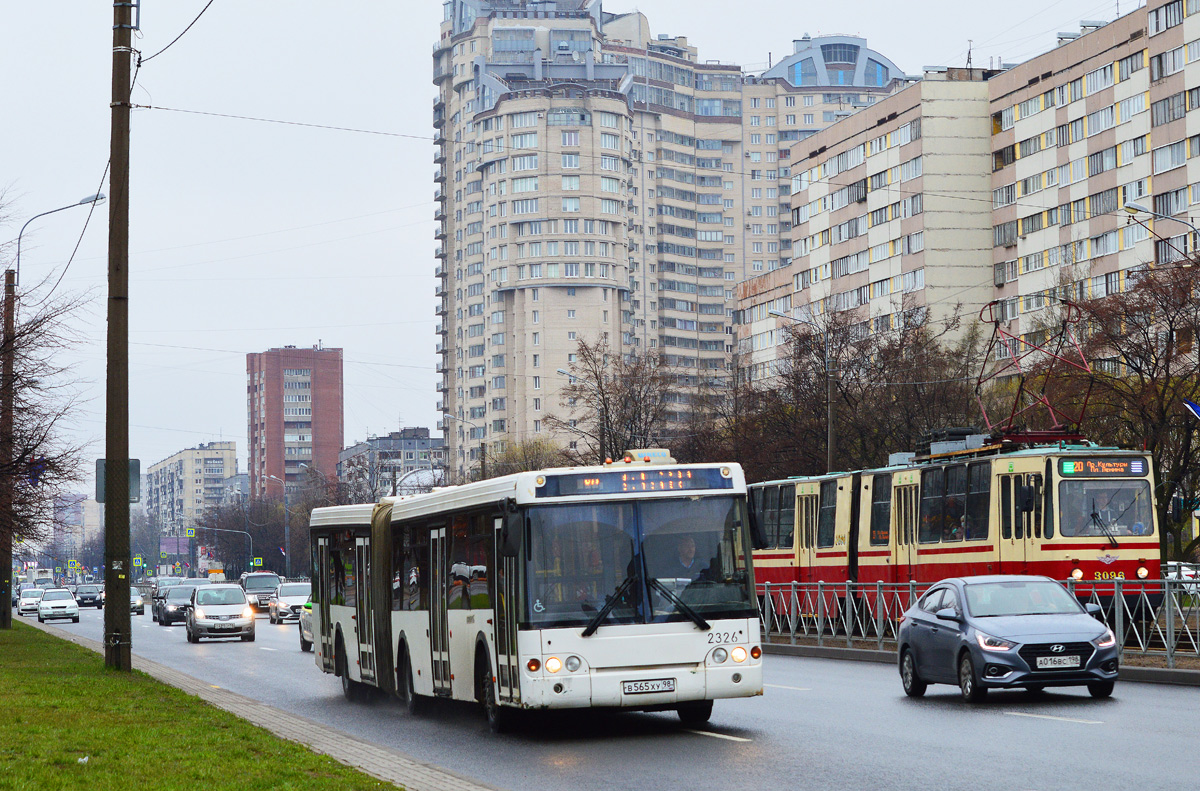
[488,438,567,477]
[546,338,673,464]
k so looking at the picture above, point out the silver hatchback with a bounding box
[185,584,255,642]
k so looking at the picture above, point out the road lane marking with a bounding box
[764,684,810,691]
[1005,712,1102,725]
[684,729,752,742]
[258,647,276,652]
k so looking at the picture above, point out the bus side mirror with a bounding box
[500,515,522,558]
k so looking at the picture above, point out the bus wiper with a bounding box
[1090,498,1119,549]
[581,575,636,638]
[648,578,711,631]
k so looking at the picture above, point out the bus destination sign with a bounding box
[1059,457,1147,477]
[537,467,733,497]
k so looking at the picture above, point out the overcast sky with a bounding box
[0,0,1133,485]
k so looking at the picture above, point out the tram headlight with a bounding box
[731,646,748,663]
[1071,567,1084,581]
[545,656,562,673]
[526,658,541,673]
[720,466,732,478]
[711,647,728,664]
[535,475,546,488]
[1137,566,1149,579]
[565,656,581,672]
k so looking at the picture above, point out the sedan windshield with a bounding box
[245,575,280,591]
[1058,479,1153,537]
[23,591,43,600]
[165,587,194,601]
[278,583,310,597]
[42,590,71,601]
[965,580,1083,617]
[526,495,756,629]
[197,588,246,606]
[78,586,98,594]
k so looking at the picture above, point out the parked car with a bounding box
[37,588,80,623]
[17,588,44,617]
[130,589,146,615]
[240,572,282,612]
[1164,561,1200,595]
[157,584,202,625]
[268,582,312,624]
[898,575,1119,701]
[185,584,255,642]
[75,584,103,609]
[298,595,313,652]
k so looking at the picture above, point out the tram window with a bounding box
[869,475,891,546]
[763,485,780,548]
[1000,477,1012,540]
[943,465,966,542]
[779,484,796,548]
[817,480,838,548]
[1043,461,1055,539]
[801,495,818,548]
[918,468,944,543]
[965,463,990,540]
[1026,474,1043,539]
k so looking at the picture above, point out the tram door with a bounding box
[315,537,335,672]
[796,492,818,582]
[493,516,520,704]
[998,472,1044,574]
[429,526,452,696]
[894,485,919,582]
[354,537,376,683]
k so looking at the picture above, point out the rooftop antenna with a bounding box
[966,40,973,69]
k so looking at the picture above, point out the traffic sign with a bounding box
[160,551,167,559]
[253,557,263,567]
[133,557,143,567]
[54,567,61,574]
[185,527,195,538]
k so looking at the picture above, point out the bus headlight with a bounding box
[545,656,562,673]
[731,646,747,663]
[1071,568,1084,580]
[711,647,728,664]
[565,656,581,672]
[1137,566,1149,579]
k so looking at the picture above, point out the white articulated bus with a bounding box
[307,457,763,731]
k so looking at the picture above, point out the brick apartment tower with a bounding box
[247,345,344,498]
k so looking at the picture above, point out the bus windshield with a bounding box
[1058,479,1153,537]
[525,495,756,629]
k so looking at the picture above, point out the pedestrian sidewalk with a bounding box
[26,618,499,791]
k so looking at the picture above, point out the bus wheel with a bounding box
[401,647,424,716]
[676,700,713,725]
[337,637,366,703]
[481,664,511,733]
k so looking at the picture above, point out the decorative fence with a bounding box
[758,578,1200,669]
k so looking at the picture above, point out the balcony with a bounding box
[435,360,446,373]
[435,206,446,222]
[434,246,447,259]
[435,341,444,354]
[436,380,449,394]
[435,224,447,241]
[435,282,447,297]
[434,262,446,277]
[435,300,449,317]
[434,322,445,335]
[434,148,446,165]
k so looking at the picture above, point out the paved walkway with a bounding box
[25,618,498,791]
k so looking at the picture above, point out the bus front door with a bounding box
[493,516,520,704]
[355,537,376,683]
[316,537,335,672]
[429,526,452,696]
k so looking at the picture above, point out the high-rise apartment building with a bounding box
[434,0,907,478]
[146,441,238,534]
[738,3,1200,394]
[247,345,343,497]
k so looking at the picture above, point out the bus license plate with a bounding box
[1036,655,1080,670]
[622,678,675,695]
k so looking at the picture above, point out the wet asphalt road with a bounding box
[33,605,1198,791]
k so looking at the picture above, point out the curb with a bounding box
[21,618,500,791]
[763,643,1200,686]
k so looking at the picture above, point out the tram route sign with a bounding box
[1060,458,1146,477]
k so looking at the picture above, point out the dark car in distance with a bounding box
[898,575,1119,701]
[75,584,104,608]
[156,582,209,625]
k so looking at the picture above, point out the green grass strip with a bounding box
[0,621,400,791]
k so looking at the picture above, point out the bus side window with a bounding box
[870,474,891,546]
[467,513,493,610]
[779,484,796,548]
[1001,476,1012,540]
[763,485,780,549]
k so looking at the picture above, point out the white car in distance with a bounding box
[268,582,312,624]
[17,588,44,617]
[37,589,80,623]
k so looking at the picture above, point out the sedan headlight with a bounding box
[166,605,178,611]
[241,607,254,619]
[1094,628,1116,648]
[975,631,1017,652]
[192,608,206,620]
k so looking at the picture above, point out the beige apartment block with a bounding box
[435,1,907,479]
[739,70,994,383]
[145,441,238,536]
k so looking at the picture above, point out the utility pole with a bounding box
[103,0,134,671]
[0,270,14,630]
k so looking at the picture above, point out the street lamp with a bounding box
[264,474,290,578]
[443,414,486,480]
[15,193,107,286]
[557,368,608,462]
[770,309,836,473]
[1124,201,1200,263]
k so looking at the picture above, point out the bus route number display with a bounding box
[1059,458,1147,477]
[537,467,732,497]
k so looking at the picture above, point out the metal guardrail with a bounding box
[758,579,1200,669]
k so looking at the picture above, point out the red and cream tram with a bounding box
[750,442,1161,588]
